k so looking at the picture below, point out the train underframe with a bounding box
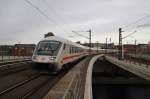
[32,62,61,73]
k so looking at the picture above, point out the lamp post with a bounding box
[135,39,137,55]
[89,29,92,54]
[118,28,123,60]
[121,30,137,60]
[96,41,99,53]
[105,38,108,54]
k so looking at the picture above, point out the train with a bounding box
[32,33,116,72]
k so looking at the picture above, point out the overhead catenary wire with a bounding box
[42,0,86,37]
[137,23,150,28]
[24,0,70,34]
[42,0,94,38]
[122,30,137,39]
[122,14,150,29]
[41,0,97,41]
[72,31,89,39]
[42,0,68,25]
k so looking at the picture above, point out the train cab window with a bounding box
[35,41,61,56]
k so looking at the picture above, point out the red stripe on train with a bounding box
[62,52,91,61]
[63,53,85,60]
[63,54,80,60]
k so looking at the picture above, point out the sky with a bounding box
[0,0,150,45]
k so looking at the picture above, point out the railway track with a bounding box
[0,61,31,68]
[0,74,40,96]
[0,56,86,99]
[0,69,39,93]
[0,61,33,77]
[0,59,31,66]
[0,74,51,99]
[0,71,68,99]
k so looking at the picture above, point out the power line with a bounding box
[42,0,81,35]
[137,23,150,28]
[42,0,68,25]
[72,31,89,39]
[122,14,150,28]
[122,30,137,39]
[42,0,92,35]
[24,0,70,33]
[42,0,95,37]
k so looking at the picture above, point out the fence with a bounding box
[108,53,150,68]
[0,46,34,63]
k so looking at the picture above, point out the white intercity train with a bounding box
[32,33,116,72]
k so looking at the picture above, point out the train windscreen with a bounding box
[35,41,61,56]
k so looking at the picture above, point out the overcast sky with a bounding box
[0,0,150,45]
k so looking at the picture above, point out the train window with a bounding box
[74,47,75,53]
[72,46,74,53]
[72,47,74,53]
[63,43,66,50]
[76,49,77,53]
[70,46,72,53]
[76,47,77,53]
[73,47,75,53]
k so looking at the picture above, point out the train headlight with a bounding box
[49,57,54,60]
[49,56,56,60]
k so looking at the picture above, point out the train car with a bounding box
[32,35,89,72]
[32,34,117,73]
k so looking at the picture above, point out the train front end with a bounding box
[32,40,62,72]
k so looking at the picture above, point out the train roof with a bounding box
[39,36,117,51]
[40,36,89,49]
